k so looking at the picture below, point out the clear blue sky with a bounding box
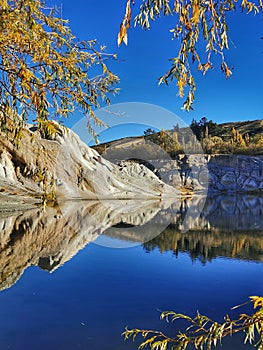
[56,0,262,129]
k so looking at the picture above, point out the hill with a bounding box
[92,119,263,158]
[209,119,263,139]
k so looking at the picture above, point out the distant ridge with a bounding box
[92,119,263,156]
[211,119,263,138]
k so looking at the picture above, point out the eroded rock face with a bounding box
[208,155,263,192]
[0,122,262,213]
[0,124,177,208]
[151,155,263,193]
[55,129,175,199]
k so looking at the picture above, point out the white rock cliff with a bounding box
[0,123,177,209]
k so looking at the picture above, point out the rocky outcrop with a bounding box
[0,123,177,210]
[151,154,263,193]
[0,122,261,212]
[55,128,175,199]
[207,155,263,192]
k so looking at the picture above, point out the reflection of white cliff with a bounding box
[0,199,175,291]
[199,195,263,230]
[0,195,262,291]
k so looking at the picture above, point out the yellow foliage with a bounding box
[231,127,246,147]
[177,77,187,97]
[192,2,200,25]
[118,0,262,111]
[250,296,263,309]
[37,119,62,140]
[118,0,133,46]
[124,295,263,349]
[0,0,119,135]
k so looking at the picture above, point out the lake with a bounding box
[0,194,262,350]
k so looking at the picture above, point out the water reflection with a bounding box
[0,195,262,291]
[144,225,263,263]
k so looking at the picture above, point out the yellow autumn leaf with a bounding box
[225,67,232,79]
[192,2,200,24]
[125,0,131,23]
[250,296,263,309]
[118,23,128,46]
[118,0,132,46]
[177,77,186,97]
[1,0,8,10]
[202,62,212,75]
[32,92,40,109]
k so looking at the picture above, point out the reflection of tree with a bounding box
[144,227,263,264]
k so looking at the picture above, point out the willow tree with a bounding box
[123,296,263,350]
[0,0,118,136]
[118,0,262,111]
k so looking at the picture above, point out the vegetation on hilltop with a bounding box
[190,118,263,154]
[93,119,263,157]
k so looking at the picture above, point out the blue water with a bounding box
[0,195,262,350]
[0,242,262,349]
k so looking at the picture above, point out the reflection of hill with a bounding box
[143,195,263,263]
[169,194,263,231]
[144,228,263,263]
[201,195,263,230]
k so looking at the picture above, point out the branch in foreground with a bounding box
[123,296,263,350]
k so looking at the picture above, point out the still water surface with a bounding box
[0,195,262,350]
